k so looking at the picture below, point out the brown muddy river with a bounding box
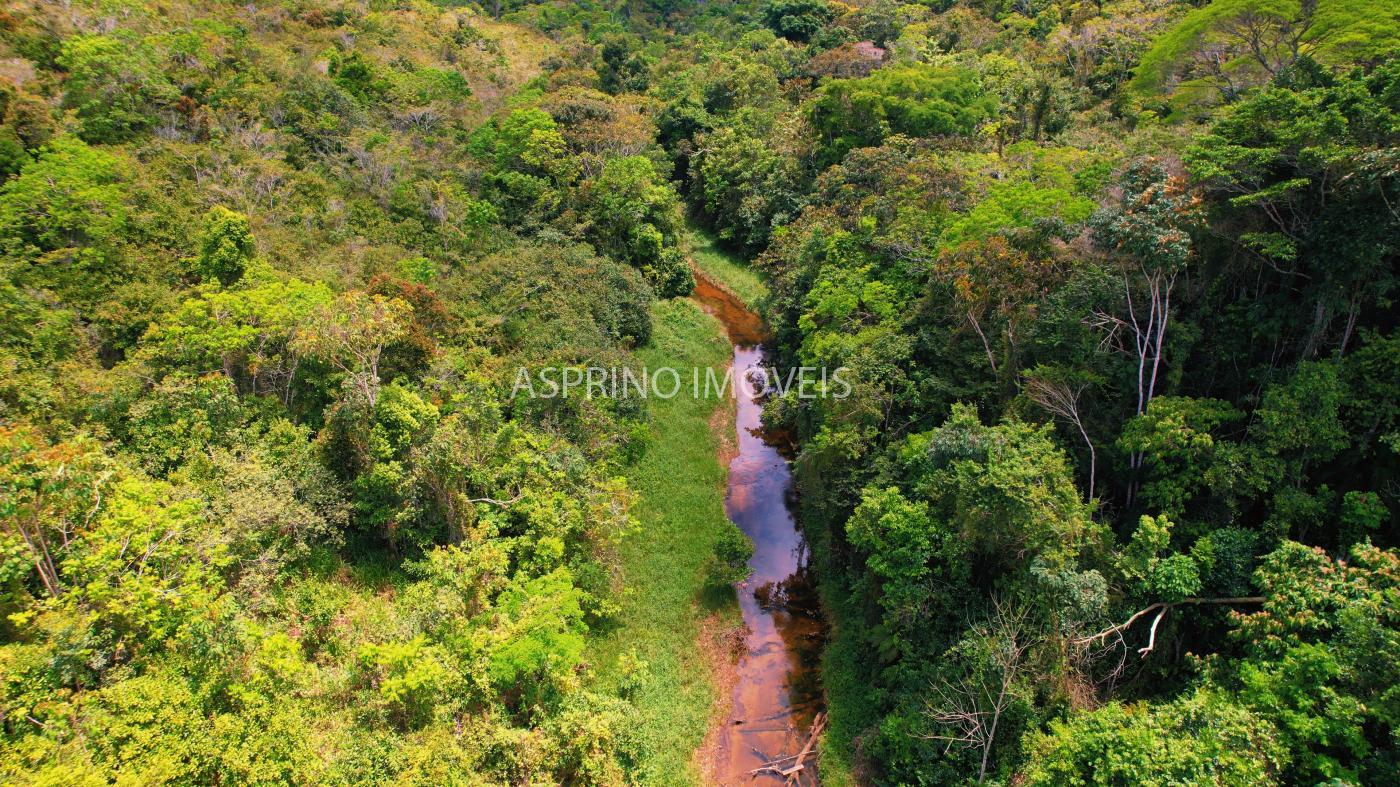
[693,273,827,786]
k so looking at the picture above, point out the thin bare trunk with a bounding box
[1080,425,1097,501]
[922,602,1030,781]
[10,521,61,598]
[1024,376,1097,500]
[1146,273,1174,406]
[1339,292,1359,355]
[968,311,998,373]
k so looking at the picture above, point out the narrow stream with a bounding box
[693,273,827,786]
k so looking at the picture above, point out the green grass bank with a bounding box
[688,226,768,307]
[587,298,739,785]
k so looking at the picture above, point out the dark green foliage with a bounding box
[598,34,651,94]
[760,0,839,43]
[710,12,1400,781]
[808,64,997,166]
[690,113,808,253]
[330,51,389,103]
[582,156,693,297]
[705,523,754,587]
[1185,62,1400,367]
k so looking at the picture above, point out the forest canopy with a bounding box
[0,0,1397,785]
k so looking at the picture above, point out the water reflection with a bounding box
[714,341,827,785]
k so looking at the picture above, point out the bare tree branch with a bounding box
[1074,596,1265,657]
[920,600,1032,782]
[1023,375,1097,500]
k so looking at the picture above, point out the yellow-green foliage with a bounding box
[937,142,1102,252]
[1131,0,1400,111]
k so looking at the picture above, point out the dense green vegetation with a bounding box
[639,2,1399,784]
[0,1,729,783]
[2,0,1398,785]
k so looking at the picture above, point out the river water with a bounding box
[693,274,826,785]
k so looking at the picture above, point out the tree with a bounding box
[1186,63,1400,360]
[1023,370,1098,500]
[922,602,1033,783]
[485,107,576,181]
[914,404,1096,574]
[761,0,839,43]
[1131,0,1400,108]
[1090,160,1202,422]
[846,405,1100,667]
[472,107,578,220]
[144,273,333,401]
[124,374,251,477]
[329,51,388,103]
[343,380,440,548]
[358,635,458,729]
[1089,161,1203,505]
[541,88,656,176]
[0,81,56,177]
[704,524,754,587]
[935,235,1056,377]
[1192,0,1320,101]
[485,568,590,706]
[1021,689,1286,785]
[807,64,996,166]
[1117,396,1243,517]
[57,33,177,143]
[690,113,807,253]
[0,424,110,598]
[581,156,692,297]
[597,34,650,95]
[292,291,411,410]
[847,486,938,640]
[1224,541,1400,783]
[192,207,255,286]
[0,136,129,313]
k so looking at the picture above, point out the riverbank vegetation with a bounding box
[688,226,768,308]
[2,0,1398,785]
[628,1,1400,785]
[0,1,731,783]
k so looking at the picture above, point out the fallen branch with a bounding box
[1139,605,1169,655]
[782,713,826,783]
[1075,596,1265,656]
[746,751,801,773]
[464,491,524,508]
[748,713,826,782]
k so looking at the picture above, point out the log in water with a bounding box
[693,272,827,785]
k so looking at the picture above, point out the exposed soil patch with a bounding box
[692,269,768,346]
[710,391,739,474]
[693,611,750,786]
